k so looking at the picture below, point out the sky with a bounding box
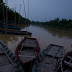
[3,0,72,22]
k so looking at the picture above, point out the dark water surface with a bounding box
[22,25,72,52]
[0,25,72,53]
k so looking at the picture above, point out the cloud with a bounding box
[3,0,72,21]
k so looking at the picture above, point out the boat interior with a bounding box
[0,47,17,72]
[35,55,57,72]
[18,46,36,63]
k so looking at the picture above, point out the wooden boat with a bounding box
[15,37,40,72]
[0,40,24,72]
[32,44,64,72]
[0,29,32,35]
[56,50,72,72]
[0,24,20,30]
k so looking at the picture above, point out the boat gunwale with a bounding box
[0,40,24,72]
[15,37,40,66]
[32,44,64,72]
[0,29,32,35]
[61,50,72,71]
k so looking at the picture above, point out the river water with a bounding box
[0,25,72,53]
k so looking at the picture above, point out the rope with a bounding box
[2,3,5,28]
[14,4,16,30]
[28,0,29,32]
[2,2,6,43]
[4,0,8,43]
[61,61,63,72]
[23,0,27,32]
[18,4,21,25]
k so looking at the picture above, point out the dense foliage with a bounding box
[0,1,30,25]
[31,18,72,30]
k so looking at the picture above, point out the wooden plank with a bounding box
[0,48,4,54]
[35,58,56,72]
[67,56,72,59]
[23,39,36,45]
[47,47,61,63]
[56,48,63,57]
[24,39,36,44]
[0,44,4,54]
[67,56,72,62]
[0,55,11,67]
[22,39,37,48]
[19,50,35,56]
[46,45,63,58]
[55,65,61,72]
[19,55,35,58]
[1,46,15,67]
[0,64,15,69]
[46,46,60,55]
[22,43,37,48]
[44,56,53,64]
[0,64,17,72]
[19,56,33,63]
[44,44,52,54]
[19,44,23,52]
[64,61,72,66]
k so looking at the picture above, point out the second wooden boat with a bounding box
[0,40,24,72]
[32,44,64,72]
[15,37,40,72]
[0,29,32,35]
[0,25,21,30]
[56,50,72,72]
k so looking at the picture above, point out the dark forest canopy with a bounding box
[0,1,30,25]
[0,0,3,4]
[31,18,72,31]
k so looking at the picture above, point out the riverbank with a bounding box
[31,18,72,31]
[0,1,30,25]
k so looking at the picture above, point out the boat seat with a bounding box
[19,55,35,58]
[19,55,35,63]
[19,50,35,56]
[22,41,37,48]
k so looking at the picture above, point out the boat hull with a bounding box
[32,44,64,72]
[0,40,24,72]
[0,29,32,35]
[61,50,72,72]
[15,37,40,72]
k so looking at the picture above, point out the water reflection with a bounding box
[46,27,72,39]
[0,34,18,43]
[0,24,72,53]
[0,33,31,53]
[35,25,72,39]
[24,25,72,52]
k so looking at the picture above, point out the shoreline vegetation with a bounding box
[31,18,72,31]
[0,1,72,31]
[0,1,30,26]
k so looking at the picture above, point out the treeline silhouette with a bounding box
[31,18,72,30]
[0,1,30,25]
